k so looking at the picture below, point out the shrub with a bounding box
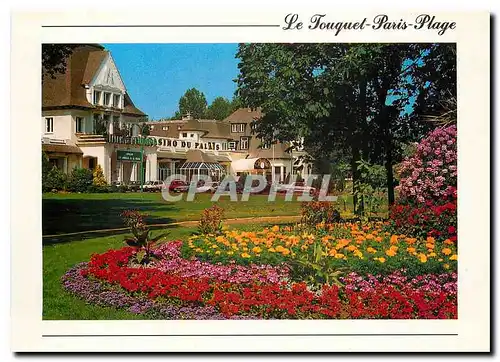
[389,197,457,242]
[198,205,225,235]
[396,125,457,205]
[92,164,107,186]
[44,166,67,192]
[301,200,341,227]
[67,167,93,192]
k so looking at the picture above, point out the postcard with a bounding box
[10,9,490,352]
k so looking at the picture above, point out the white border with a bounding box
[10,9,490,352]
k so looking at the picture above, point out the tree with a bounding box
[178,88,208,119]
[235,43,456,211]
[92,164,107,186]
[206,96,233,120]
[42,44,77,83]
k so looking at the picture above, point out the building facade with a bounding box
[42,44,311,184]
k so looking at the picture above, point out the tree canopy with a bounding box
[235,43,456,208]
[178,88,208,119]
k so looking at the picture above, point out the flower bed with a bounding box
[62,223,457,320]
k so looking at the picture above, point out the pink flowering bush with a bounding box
[396,125,457,205]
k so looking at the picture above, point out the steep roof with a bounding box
[223,107,262,123]
[42,44,146,117]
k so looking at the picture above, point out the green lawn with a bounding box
[43,192,306,236]
[43,223,291,320]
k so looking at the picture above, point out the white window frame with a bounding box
[45,117,54,133]
[112,94,121,108]
[240,136,249,150]
[182,132,188,138]
[162,126,169,131]
[103,92,111,107]
[261,139,270,149]
[231,123,245,133]
[93,90,101,105]
[75,117,84,133]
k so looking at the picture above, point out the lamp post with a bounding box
[140,137,144,193]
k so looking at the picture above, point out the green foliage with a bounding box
[92,164,107,186]
[42,44,77,82]
[300,200,341,227]
[67,167,93,193]
[353,159,387,220]
[290,241,346,287]
[198,205,225,235]
[121,210,169,265]
[42,152,54,192]
[45,166,67,192]
[178,88,208,119]
[205,96,233,120]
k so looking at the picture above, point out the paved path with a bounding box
[42,215,302,239]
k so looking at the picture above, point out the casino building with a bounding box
[41,44,311,184]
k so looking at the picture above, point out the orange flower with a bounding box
[449,254,458,261]
[425,243,434,250]
[241,252,251,258]
[390,235,398,244]
[406,247,416,254]
[252,246,262,254]
[366,247,377,254]
[444,239,454,245]
[328,248,337,256]
[442,248,452,255]
[385,249,396,257]
[418,253,428,263]
[377,257,386,263]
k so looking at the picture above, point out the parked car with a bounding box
[168,179,189,193]
[274,181,316,195]
[196,181,219,193]
[128,181,141,192]
[143,180,164,192]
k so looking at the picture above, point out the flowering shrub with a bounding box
[389,198,457,242]
[396,125,457,205]
[300,200,341,227]
[74,247,457,319]
[198,205,225,235]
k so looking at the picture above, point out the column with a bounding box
[131,162,137,182]
[118,161,123,182]
[280,165,284,183]
[150,152,157,181]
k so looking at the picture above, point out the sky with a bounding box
[103,43,240,120]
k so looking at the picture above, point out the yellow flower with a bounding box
[418,253,428,263]
[281,248,291,256]
[378,257,386,263]
[354,250,363,259]
[444,264,450,269]
[385,249,396,257]
[241,252,251,258]
[438,258,443,262]
[366,247,377,254]
[428,252,437,257]
[442,248,452,256]
[268,247,276,253]
[328,249,337,256]
[215,250,221,255]
[449,254,458,261]
[227,251,234,255]
[271,225,280,232]
[334,253,345,259]
[252,246,262,254]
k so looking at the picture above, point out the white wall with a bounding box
[41,111,73,141]
[79,145,108,180]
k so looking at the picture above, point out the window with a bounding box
[93,91,101,105]
[162,126,169,131]
[45,117,53,133]
[113,94,121,108]
[75,117,83,133]
[261,139,270,149]
[150,125,155,130]
[240,136,249,150]
[228,141,237,150]
[190,133,194,138]
[182,132,188,138]
[103,92,111,106]
[231,123,245,133]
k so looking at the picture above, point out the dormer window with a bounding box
[162,126,169,131]
[93,90,101,105]
[261,139,270,149]
[103,92,111,107]
[112,94,121,108]
[231,123,245,133]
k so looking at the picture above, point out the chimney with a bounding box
[182,111,193,121]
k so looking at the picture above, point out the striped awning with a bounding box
[42,144,83,154]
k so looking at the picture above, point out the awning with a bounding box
[214,155,231,162]
[157,151,187,160]
[231,157,259,172]
[42,144,83,155]
[186,149,217,163]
